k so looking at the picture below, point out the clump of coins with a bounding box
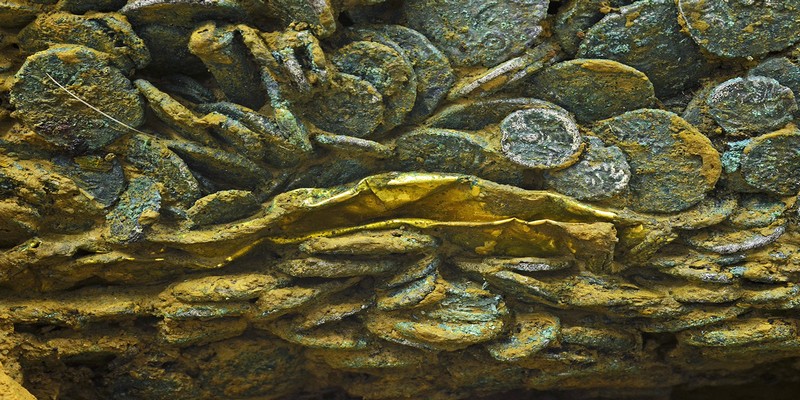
[0,0,799,399]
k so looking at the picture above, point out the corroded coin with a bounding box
[499,107,583,170]
[10,45,145,153]
[135,79,216,146]
[170,272,284,303]
[683,220,786,255]
[554,0,633,56]
[395,128,491,174]
[284,158,376,190]
[367,280,507,351]
[544,136,630,201]
[198,102,313,167]
[577,0,712,96]
[275,257,403,278]
[749,57,800,116]
[331,40,416,133]
[376,271,437,311]
[427,97,561,131]
[312,132,392,159]
[350,24,455,123]
[269,0,336,37]
[678,318,797,347]
[187,190,261,227]
[18,12,151,72]
[394,127,525,185]
[486,312,560,362]
[727,194,791,229]
[593,109,721,213]
[299,229,437,256]
[707,76,796,136]
[682,80,724,138]
[525,58,657,123]
[740,126,800,196]
[189,22,266,110]
[121,0,252,26]
[107,176,161,244]
[295,72,384,138]
[164,139,272,191]
[665,194,737,230]
[445,41,562,101]
[677,0,800,58]
[402,0,548,67]
[124,134,202,207]
[52,154,126,208]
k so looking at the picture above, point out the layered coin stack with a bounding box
[0,0,799,399]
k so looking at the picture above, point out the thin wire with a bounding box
[45,72,147,135]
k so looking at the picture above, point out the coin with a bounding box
[748,57,800,117]
[352,24,455,123]
[677,0,800,58]
[525,58,657,123]
[10,45,145,153]
[707,76,796,136]
[740,126,800,196]
[18,12,150,72]
[331,40,416,133]
[544,136,631,201]
[402,0,548,67]
[577,0,712,97]
[592,109,721,213]
[499,107,583,170]
[295,72,384,138]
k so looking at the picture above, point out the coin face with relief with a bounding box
[332,40,417,133]
[365,24,455,123]
[500,107,583,170]
[707,76,797,136]
[295,72,385,138]
[402,0,548,67]
[544,136,631,201]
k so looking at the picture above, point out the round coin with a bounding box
[677,0,800,58]
[402,0,548,67]
[577,0,712,97]
[295,72,385,138]
[554,0,634,56]
[499,108,583,170]
[332,40,417,133]
[10,45,145,154]
[740,126,800,196]
[544,136,631,201]
[525,58,657,123]
[592,109,721,213]
[18,12,151,72]
[707,76,796,136]
[748,57,800,116]
[366,24,455,123]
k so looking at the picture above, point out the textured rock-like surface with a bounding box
[2,1,800,400]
